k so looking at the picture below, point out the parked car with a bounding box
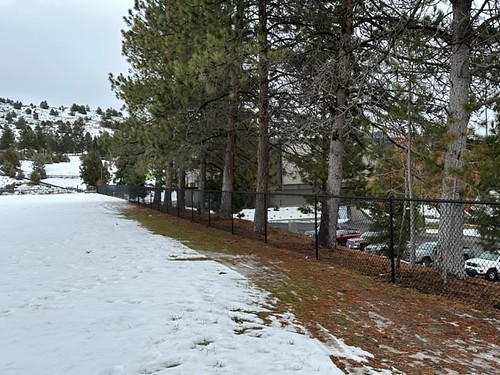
[336,229,361,246]
[465,251,500,281]
[364,242,389,255]
[415,242,437,266]
[346,231,385,250]
[415,241,481,266]
[304,228,317,237]
[304,226,359,245]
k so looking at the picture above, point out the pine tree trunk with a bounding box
[198,157,206,214]
[437,0,472,280]
[163,160,174,208]
[177,167,186,211]
[326,0,353,249]
[219,71,238,219]
[219,0,244,220]
[253,0,270,234]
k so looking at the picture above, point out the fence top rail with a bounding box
[100,185,499,207]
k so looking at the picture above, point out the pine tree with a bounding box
[18,125,37,150]
[30,154,47,184]
[0,125,16,150]
[80,150,109,187]
[0,148,20,177]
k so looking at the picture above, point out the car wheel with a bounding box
[422,257,432,267]
[485,269,498,281]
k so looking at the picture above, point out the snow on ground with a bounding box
[38,155,86,190]
[2,156,86,191]
[0,193,383,375]
[43,155,81,177]
[237,206,350,224]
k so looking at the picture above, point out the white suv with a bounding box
[415,241,481,266]
[465,251,500,281]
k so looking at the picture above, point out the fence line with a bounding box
[97,185,500,311]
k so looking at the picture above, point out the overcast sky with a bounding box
[0,0,135,110]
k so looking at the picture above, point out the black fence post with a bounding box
[177,189,180,217]
[191,189,194,222]
[166,188,169,214]
[389,197,396,283]
[264,192,268,244]
[158,188,161,211]
[315,195,319,260]
[231,191,235,235]
[208,192,211,227]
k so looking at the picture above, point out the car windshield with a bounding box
[477,251,500,261]
[417,242,436,251]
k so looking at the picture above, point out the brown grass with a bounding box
[123,204,500,375]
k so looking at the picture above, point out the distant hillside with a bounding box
[0,97,124,144]
[0,97,125,191]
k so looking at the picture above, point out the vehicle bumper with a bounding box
[465,267,485,277]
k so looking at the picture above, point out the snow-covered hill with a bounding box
[0,98,123,140]
[0,97,124,191]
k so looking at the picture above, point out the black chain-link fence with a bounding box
[97,185,500,311]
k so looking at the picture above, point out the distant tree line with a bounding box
[1,118,111,156]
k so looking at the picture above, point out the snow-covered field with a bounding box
[1,156,86,192]
[0,193,381,375]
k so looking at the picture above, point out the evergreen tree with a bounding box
[0,125,16,150]
[18,125,37,150]
[80,150,109,186]
[0,148,20,177]
[30,154,47,184]
[84,132,93,152]
[15,116,27,129]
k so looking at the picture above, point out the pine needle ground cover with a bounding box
[126,205,500,375]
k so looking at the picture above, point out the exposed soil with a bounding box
[129,205,500,375]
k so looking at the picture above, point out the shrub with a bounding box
[52,153,70,163]
[30,169,42,184]
[0,147,20,168]
[31,154,47,183]
[1,161,17,178]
